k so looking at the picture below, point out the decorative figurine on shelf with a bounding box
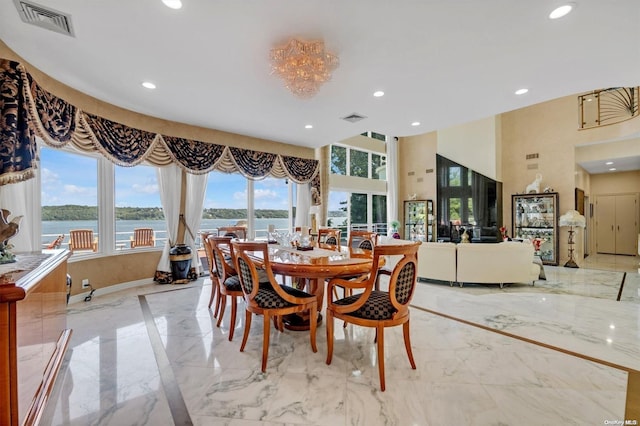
[391,221,400,239]
[0,209,23,264]
[525,173,542,194]
[531,237,546,255]
[499,226,508,242]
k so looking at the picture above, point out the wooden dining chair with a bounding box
[203,235,221,318]
[218,226,246,240]
[348,230,378,250]
[332,230,378,301]
[130,227,155,248]
[317,228,341,250]
[325,241,421,391]
[69,229,98,253]
[232,240,318,372]
[209,236,244,341]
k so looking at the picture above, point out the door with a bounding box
[596,194,638,255]
[615,194,637,255]
[596,195,616,254]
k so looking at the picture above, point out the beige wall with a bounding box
[397,132,437,238]
[67,251,162,296]
[437,116,501,180]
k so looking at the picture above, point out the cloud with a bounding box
[40,168,59,185]
[254,189,277,199]
[63,184,92,195]
[131,183,158,194]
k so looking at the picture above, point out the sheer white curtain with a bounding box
[0,170,40,252]
[386,135,399,236]
[156,164,182,273]
[295,183,311,228]
[185,172,207,275]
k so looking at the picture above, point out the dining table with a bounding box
[237,242,376,330]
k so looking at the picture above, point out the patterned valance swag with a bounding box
[0,58,321,200]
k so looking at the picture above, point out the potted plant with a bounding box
[391,220,401,239]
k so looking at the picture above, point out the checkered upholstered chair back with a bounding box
[210,236,236,282]
[318,228,341,250]
[348,230,378,251]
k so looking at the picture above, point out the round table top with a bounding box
[264,243,374,279]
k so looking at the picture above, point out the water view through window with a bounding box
[40,147,296,250]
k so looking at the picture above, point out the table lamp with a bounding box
[559,210,586,268]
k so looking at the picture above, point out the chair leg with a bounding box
[216,294,226,327]
[403,321,416,370]
[208,280,217,310]
[228,297,237,341]
[213,286,222,318]
[261,312,271,372]
[309,302,318,353]
[325,311,334,364]
[376,324,386,391]
[240,310,252,352]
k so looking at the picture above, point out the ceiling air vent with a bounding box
[13,0,75,37]
[341,113,367,123]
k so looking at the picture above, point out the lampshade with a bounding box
[559,210,586,227]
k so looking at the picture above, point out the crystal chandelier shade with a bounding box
[270,39,339,98]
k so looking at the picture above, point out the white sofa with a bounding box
[417,242,457,284]
[456,241,539,288]
[417,241,540,288]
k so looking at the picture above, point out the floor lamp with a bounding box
[559,210,586,268]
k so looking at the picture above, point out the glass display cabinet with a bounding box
[403,199,435,242]
[512,192,559,265]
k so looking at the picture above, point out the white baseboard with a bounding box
[68,278,154,305]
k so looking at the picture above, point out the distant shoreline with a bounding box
[42,205,345,221]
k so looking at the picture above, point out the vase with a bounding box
[391,228,400,239]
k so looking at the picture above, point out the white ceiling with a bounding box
[1,0,639,153]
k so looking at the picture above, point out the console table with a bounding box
[0,249,72,426]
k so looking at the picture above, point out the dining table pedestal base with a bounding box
[282,312,322,331]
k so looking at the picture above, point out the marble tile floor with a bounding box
[41,255,640,426]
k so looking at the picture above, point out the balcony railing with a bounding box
[579,87,639,129]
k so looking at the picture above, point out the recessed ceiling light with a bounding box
[549,3,575,19]
[141,81,156,89]
[162,0,182,9]
[411,121,420,126]
[609,168,617,171]
[305,124,313,129]
[515,88,529,95]
[373,91,384,97]
[605,161,613,165]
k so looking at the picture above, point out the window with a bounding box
[40,146,98,252]
[436,154,501,242]
[350,193,368,225]
[350,150,369,178]
[330,145,347,175]
[448,166,461,186]
[371,154,386,180]
[115,164,164,250]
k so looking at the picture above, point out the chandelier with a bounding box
[270,38,339,98]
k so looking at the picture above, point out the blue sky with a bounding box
[40,147,292,210]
